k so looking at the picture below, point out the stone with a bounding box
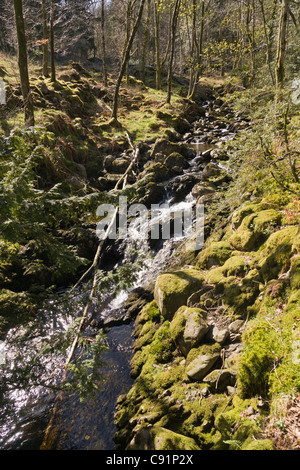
[186,344,221,381]
[127,426,201,450]
[228,319,245,334]
[201,163,222,180]
[191,181,216,199]
[170,306,209,356]
[211,325,229,344]
[150,138,183,159]
[203,369,236,392]
[154,268,204,320]
[196,241,233,269]
[229,209,282,252]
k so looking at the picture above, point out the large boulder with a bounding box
[170,306,209,356]
[196,241,233,269]
[154,268,204,320]
[150,138,183,159]
[229,209,282,252]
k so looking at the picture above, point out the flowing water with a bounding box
[0,107,236,450]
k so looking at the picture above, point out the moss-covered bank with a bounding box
[114,174,300,451]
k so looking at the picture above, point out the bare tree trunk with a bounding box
[154,0,161,89]
[50,0,56,82]
[111,0,146,122]
[101,0,108,87]
[166,0,181,104]
[258,0,275,85]
[140,0,151,84]
[188,0,205,99]
[13,0,34,127]
[275,0,290,89]
[42,0,49,77]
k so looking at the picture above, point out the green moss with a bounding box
[154,268,204,320]
[230,209,282,252]
[290,255,300,289]
[169,305,208,356]
[242,439,274,450]
[256,226,297,282]
[196,241,233,269]
[150,321,175,363]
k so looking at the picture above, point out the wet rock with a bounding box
[150,138,183,159]
[191,181,216,199]
[201,163,222,181]
[166,174,200,203]
[135,181,165,206]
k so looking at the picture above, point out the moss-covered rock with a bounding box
[229,209,282,252]
[186,343,221,381]
[150,138,183,159]
[154,268,204,320]
[196,241,233,269]
[169,305,209,356]
[255,225,297,282]
[127,426,201,450]
[242,439,274,450]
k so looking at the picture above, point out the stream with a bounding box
[0,102,237,450]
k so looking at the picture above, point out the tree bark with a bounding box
[50,0,56,82]
[111,0,146,122]
[154,0,161,89]
[275,0,290,89]
[166,0,181,104]
[188,0,205,99]
[101,0,108,87]
[13,0,34,127]
[42,0,49,78]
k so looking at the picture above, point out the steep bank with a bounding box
[114,91,300,451]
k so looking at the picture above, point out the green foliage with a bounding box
[0,126,102,289]
[64,330,108,402]
[224,87,300,207]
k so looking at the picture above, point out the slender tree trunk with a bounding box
[13,0,34,127]
[154,0,161,89]
[275,0,290,89]
[50,0,56,82]
[166,0,181,104]
[141,0,151,84]
[188,0,197,97]
[111,0,146,122]
[188,0,205,99]
[42,0,49,77]
[101,0,108,87]
[258,0,275,85]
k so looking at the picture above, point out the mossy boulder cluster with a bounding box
[115,193,300,450]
